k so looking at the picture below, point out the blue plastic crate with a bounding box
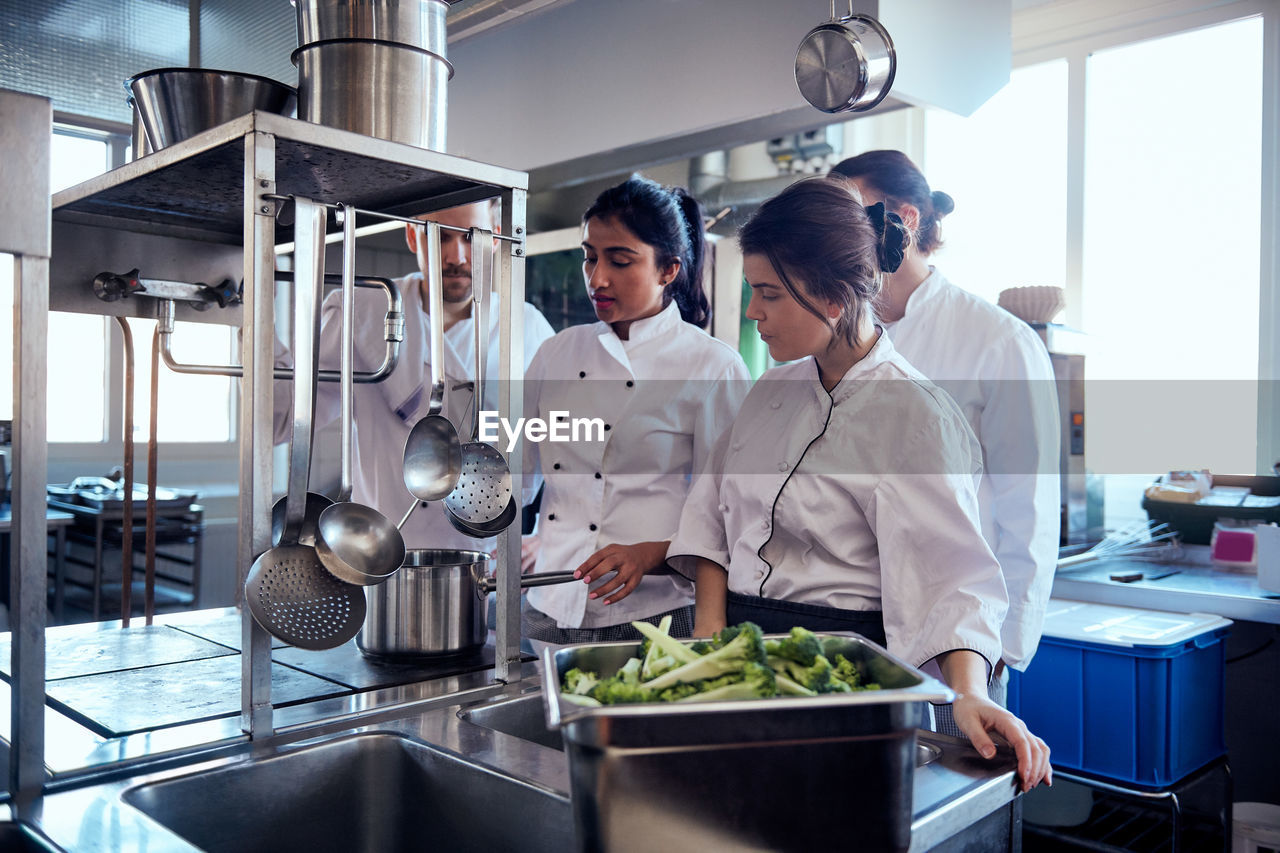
[1008,600,1231,788]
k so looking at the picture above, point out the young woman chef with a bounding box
[520,175,751,643]
[829,150,1061,731]
[663,177,1052,792]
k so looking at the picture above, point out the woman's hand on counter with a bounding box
[940,650,1052,793]
[575,541,670,604]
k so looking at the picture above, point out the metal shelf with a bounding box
[52,111,527,242]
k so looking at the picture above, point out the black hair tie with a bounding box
[865,202,907,274]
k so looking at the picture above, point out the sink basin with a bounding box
[460,694,943,767]
[122,732,572,853]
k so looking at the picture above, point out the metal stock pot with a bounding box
[357,549,578,658]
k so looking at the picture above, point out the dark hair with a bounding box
[739,177,910,347]
[830,150,954,255]
[582,175,710,328]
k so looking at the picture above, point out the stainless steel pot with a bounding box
[794,4,896,114]
[358,548,579,658]
[359,549,488,658]
[292,0,448,52]
[293,39,450,150]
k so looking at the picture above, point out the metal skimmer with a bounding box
[444,230,513,530]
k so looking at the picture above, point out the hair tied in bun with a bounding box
[864,202,907,274]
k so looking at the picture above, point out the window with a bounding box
[2,124,239,444]
[923,60,1070,305]
[1082,17,1263,479]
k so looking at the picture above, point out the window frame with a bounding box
[46,114,241,467]
[1011,0,1279,474]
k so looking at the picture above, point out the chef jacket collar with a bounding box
[819,325,895,407]
[595,300,683,373]
[897,266,944,322]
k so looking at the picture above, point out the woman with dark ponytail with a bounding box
[667,176,1052,793]
[520,175,750,643]
[830,150,1061,733]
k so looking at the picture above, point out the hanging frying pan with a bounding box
[795,2,896,114]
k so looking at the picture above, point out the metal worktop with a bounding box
[22,687,1019,853]
[1052,545,1280,624]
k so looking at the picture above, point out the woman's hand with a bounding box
[938,649,1051,792]
[951,692,1053,793]
[520,534,541,574]
[575,541,669,605]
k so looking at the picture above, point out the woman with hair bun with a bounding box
[666,176,1052,793]
[520,174,750,643]
[829,151,1061,729]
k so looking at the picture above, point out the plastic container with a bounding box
[1008,600,1231,788]
[1143,474,1280,545]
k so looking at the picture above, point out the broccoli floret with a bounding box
[689,640,713,655]
[830,653,862,689]
[764,627,823,667]
[675,662,778,702]
[562,667,600,696]
[590,677,654,705]
[654,682,703,702]
[617,656,643,685]
[632,620,700,665]
[643,622,767,690]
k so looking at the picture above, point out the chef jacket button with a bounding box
[548,513,556,521]
[589,523,598,532]
[770,400,781,409]
[755,569,765,579]
[579,371,587,378]
[731,442,742,451]
[626,380,634,388]
[777,462,790,472]
[553,463,561,470]
[759,520,769,531]
[717,504,727,513]
[594,472,602,479]
[604,424,611,431]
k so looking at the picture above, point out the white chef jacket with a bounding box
[668,330,1007,671]
[883,268,1060,671]
[524,301,751,629]
[274,271,555,550]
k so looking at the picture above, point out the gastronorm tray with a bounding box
[541,632,952,853]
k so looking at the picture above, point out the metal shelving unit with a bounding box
[10,107,530,802]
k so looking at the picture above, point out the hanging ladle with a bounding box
[444,228,517,538]
[246,196,366,650]
[395,221,463,530]
[315,203,407,585]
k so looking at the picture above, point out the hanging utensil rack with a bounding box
[9,110,530,802]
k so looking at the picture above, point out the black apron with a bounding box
[725,591,887,647]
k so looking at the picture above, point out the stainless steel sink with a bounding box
[121,732,572,853]
[460,693,944,767]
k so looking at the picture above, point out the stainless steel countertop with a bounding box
[21,687,1018,853]
[1052,545,1280,624]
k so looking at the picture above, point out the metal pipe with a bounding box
[115,317,135,627]
[156,277,403,381]
[262,194,526,244]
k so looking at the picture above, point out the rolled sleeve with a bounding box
[667,426,734,581]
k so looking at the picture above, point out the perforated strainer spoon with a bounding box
[444,229,515,536]
[245,196,365,650]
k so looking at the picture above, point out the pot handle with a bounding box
[473,569,578,597]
